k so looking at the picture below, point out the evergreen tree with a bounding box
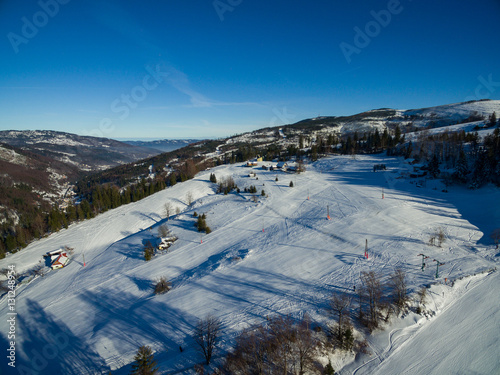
[66,204,77,223]
[382,128,389,149]
[324,360,335,375]
[5,235,17,252]
[196,216,206,232]
[15,227,27,248]
[343,136,353,154]
[489,112,497,127]
[454,149,469,183]
[311,145,318,161]
[111,187,121,208]
[428,154,440,178]
[169,173,177,186]
[48,208,64,232]
[121,188,132,205]
[373,129,381,151]
[394,125,402,144]
[469,152,489,189]
[76,204,85,221]
[404,141,413,159]
[144,241,155,261]
[81,199,93,219]
[130,345,158,375]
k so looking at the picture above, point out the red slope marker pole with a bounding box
[327,205,331,220]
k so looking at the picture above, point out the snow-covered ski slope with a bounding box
[344,270,500,375]
[0,155,498,374]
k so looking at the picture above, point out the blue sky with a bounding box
[1,0,499,140]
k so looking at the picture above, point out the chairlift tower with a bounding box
[433,259,445,278]
[417,253,429,271]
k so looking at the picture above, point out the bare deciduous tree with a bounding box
[223,315,319,374]
[358,271,383,330]
[297,160,306,173]
[389,268,408,315]
[154,276,171,295]
[293,316,319,375]
[175,206,181,215]
[194,315,221,365]
[491,228,500,249]
[224,317,319,375]
[224,326,269,374]
[163,202,172,220]
[64,245,74,255]
[329,292,351,345]
[158,224,171,238]
[217,176,237,194]
[0,269,9,277]
[417,286,427,306]
[436,227,446,247]
[430,227,446,247]
[186,191,194,206]
[267,315,296,373]
[429,235,436,246]
[32,264,45,277]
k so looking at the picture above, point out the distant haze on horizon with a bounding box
[1,0,499,139]
[114,137,209,142]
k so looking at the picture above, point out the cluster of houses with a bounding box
[245,158,300,173]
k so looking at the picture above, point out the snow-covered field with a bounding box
[0,155,498,374]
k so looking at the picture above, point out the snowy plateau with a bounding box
[0,155,499,374]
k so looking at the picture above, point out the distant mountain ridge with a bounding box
[0,130,159,172]
[0,130,162,242]
[123,139,201,153]
[226,99,500,146]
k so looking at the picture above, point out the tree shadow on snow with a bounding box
[126,275,153,292]
[78,289,198,371]
[0,330,15,374]
[131,210,162,224]
[115,243,144,260]
[14,299,109,374]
